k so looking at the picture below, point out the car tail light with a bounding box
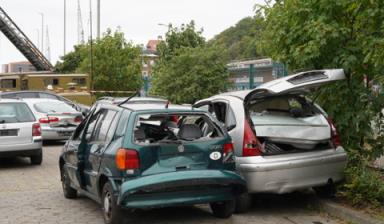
[327,118,341,147]
[243,119,262,157]
[116,148,140,170]
[39,116,59,123]
[223,142,235,163]
[74,116,83,123]
[32,123,41,136]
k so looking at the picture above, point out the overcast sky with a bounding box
[0,0,261,65]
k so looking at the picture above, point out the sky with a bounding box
[0,0,261,65]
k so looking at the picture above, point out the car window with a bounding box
[34,101,77,113]
[16,92,39,98]
[39,93,59,100]
[0,103,35,123]
[212,102,227,124]
[226,106,236,131]
[90,109,117,142]
[0,93,17,99]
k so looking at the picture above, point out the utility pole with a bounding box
[64,0,66,55]
[39,13,44,53]
[97,0,100,39]
[89,0,94,91]
[46,26,51,62]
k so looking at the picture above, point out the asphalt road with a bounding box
[0,142,344,224]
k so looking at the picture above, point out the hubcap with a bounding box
[103,191,112,219]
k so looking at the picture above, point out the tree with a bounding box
[55,29,143,92]
[209,14,266,60]
[151,46,229,104]
[259,0,384,204]
[151,21,229,104]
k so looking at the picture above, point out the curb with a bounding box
[318,199,384,224]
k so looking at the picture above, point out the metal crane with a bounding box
[0,6,54,71]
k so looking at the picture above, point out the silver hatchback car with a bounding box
[195,69,348,211]
[0,99,43,165]
[24,99,83,140]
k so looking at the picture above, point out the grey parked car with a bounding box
[24,99,83,140]
[195,69,348,211]
[0,99,43,165]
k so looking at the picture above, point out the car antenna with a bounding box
[165,100,170,109]
[117,91,140,106]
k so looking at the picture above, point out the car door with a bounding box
[64,115,90,189]
[82,108,119,196]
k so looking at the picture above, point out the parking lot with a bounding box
[0,142,344,224]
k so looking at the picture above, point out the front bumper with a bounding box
[236,147,347,194]
[117,170,246,209]
[41,127,76,140]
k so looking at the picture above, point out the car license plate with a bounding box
[0,129,18,136]
[57,131,73,136]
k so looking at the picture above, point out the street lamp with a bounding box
[38,12,44,53]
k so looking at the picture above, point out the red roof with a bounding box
[146,40,160,52]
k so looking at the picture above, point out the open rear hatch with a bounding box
[118,112,246,208]
[244,69,345,154]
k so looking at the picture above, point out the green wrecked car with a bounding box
[59,100,246,224]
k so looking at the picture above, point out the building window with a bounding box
[1,79,17,88]
[72,78,86,85]
[44,78,59,86]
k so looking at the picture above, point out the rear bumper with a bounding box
[236,147,347,194]
[41,127,76,140]
[118,170,246,209]
[0,145,42,158]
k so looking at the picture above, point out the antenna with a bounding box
[77,0,85,44]
[45,26,51,62]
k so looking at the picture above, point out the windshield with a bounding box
[0,103,35,123]
[34,101,77,113]
[134,113,223,144]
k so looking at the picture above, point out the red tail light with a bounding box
[223,142,235,163]
[116,148,140,170]
[243,120,262,157]
[32,123,41,136]
[74,116,83,123]
[39,116,59,123]
[327,118,341,147]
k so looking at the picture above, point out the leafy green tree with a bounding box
[151,46,229,104]
[259,0,384,204]
[209,14,265,60]
[151,21,229,104]
[55,29,142,92]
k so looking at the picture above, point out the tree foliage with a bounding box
[151,21,229,104]
[209,14,265,60]
[259,0,384,205]
[55,29,142,92]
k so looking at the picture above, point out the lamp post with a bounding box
[39,12,44,53]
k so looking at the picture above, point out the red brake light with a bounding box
[327,118,341,147]
[243,119,262,157]
[116,148,140,170]
[39,116,59,123]
[74,116,83,123]
[32,123,41,136]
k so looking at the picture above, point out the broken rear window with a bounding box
[133,113,223,144]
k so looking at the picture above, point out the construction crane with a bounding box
[0,6,54,71]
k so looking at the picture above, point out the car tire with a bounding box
[102,182,124,224]
[210,200,235,218]
[61,167,77,199]
[313,184,336,198]
[235,192,251,213]
[30,153,43,165]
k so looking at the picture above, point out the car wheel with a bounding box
[313,184,336,198]
[30,153,43,165]
[235,192,251,213]
[210,200,235,218]
[102,182,123,224]
[61,167,77,199]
